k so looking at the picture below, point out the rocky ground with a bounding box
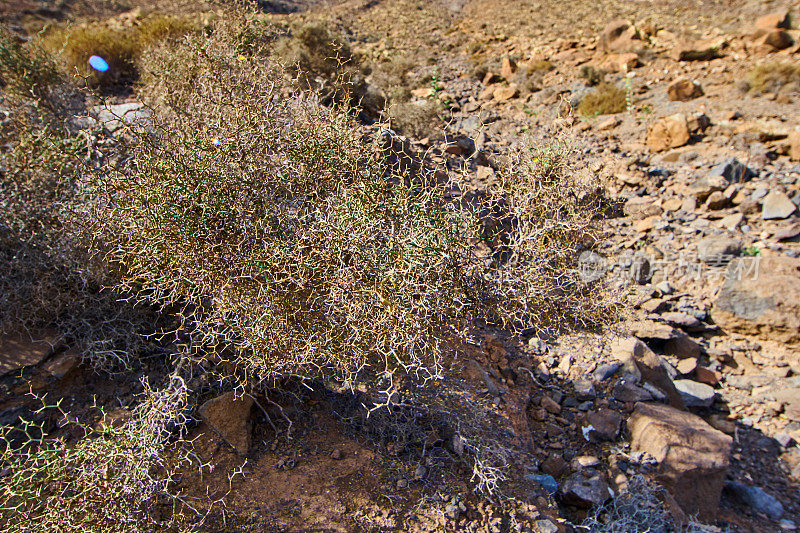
[2,0,800,531]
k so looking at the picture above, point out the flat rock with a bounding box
[724,482,784,519]
[628,403,732,520]
[199,391,254,455]
[674,379,716,407]
[762,191,797,220]
[0,331,60,376]
[712,256,800,345]
[90,102,151,134]
[696,236,741,265]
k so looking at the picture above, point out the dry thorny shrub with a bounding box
[0,377,198,533]
[89,17,611,387]
[0,28,157,369]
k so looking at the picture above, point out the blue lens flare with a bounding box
[88,55,109,73]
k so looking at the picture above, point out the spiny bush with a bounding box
[744,61,800,94]
[38,14,201,89]
[0,378,196,533]
[91,17,608,384]
[0,26,155,366]
[578,82,628,116]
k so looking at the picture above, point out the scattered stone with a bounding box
[749,28,793,51]
[593,362,621,381]
[596,116,621,131]
[674,379,716,407]
[710,157,752,183]
[705,191,728,210]
[628,403,732,520]
[541,454,567,477]
[663,333,703,359]
[493,84,519,101]
[199,391,254,455]
[724,482,784,519]
[613,381,653,402]
[500,56,516,79]
[573,455,601,469]
[646,114,691,152]
[712,256,800,345]
[676,358,698,375]
[661,312,702,331]
[695,366,722,386]
[623,196,663,219]
[542,395,562,414]
[526,473,558,495]
[559,472,613,508]
[573,379,597,400]
[535,518,559,533]
[582,408,622,442]
[762,191,797,220]
[667,79,703,101]
[696,236,742,264]
[396,478,408,490]
[0,330,60,376]
[331,448,343,460]
[610,337,685,408]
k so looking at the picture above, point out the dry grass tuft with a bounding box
[38,14,200,89]
[578,82,628,116]
[745,62,800,94]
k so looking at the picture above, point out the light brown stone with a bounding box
[755,11,790,29]
[629,403,732,521]
[599,19,640,52]
[500,56,516,79]
[493,84,519,101]
[667,79,703,101]
[712,256,800,345]
[646,114,691,152]
[199,391,254,455]
[789,129,800,161]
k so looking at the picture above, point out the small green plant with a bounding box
[743,245,761,257]
[623,74,635,114]
[577,82,628,116]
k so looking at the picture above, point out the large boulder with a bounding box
[628,403,732,521]
[199,391,254,455]
[598,19,641,53]
[711,256,800,345]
